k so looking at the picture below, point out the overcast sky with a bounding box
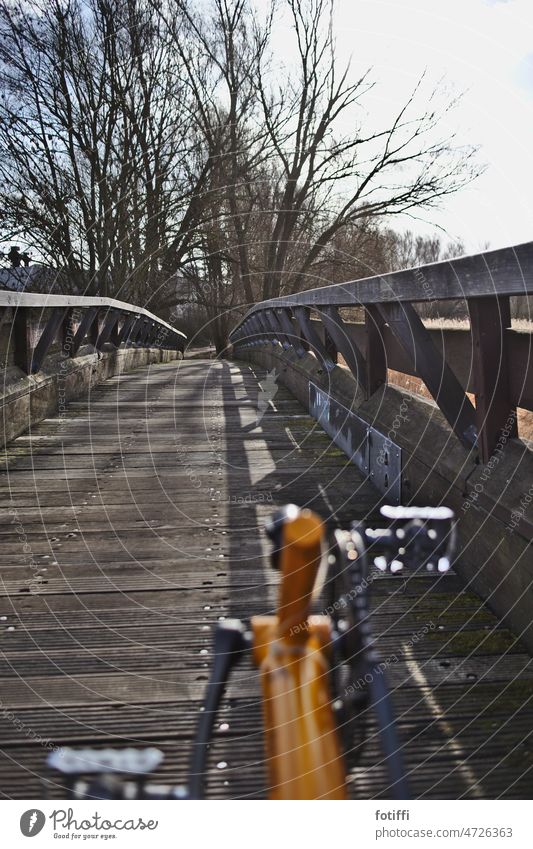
[265,0,533,253]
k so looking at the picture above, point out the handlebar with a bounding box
[366,504,456,574]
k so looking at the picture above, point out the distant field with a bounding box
[423,318,533,332]
[388,370,533,442]
[337,319,533,440]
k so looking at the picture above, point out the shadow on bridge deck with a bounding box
[0,357,531,799]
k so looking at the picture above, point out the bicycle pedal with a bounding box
[47,747,164,776]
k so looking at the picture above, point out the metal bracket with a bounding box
[309,383,402,503]
[367,427,401,501]
[310,383,368,473]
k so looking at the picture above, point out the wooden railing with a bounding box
[230,241,533,461]
[0,291,186,374]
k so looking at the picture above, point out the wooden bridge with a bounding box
[1,242,532,799]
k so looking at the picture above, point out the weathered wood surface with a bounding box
[0,357,531,799]
[232,241,533,315]
[0,292,186,340]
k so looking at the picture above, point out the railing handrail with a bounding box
[230,239,533,462]
[231,240,533,341]
[0,290,186,340]
[1,291,186,376]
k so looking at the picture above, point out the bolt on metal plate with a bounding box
[309,382,401,503]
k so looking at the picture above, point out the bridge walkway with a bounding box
[0,358,531,798]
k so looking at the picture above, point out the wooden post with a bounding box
[277,308,305,356]
[379,301,478,448]
[145,321,157,346]
[95,310,119,351]
[256,312,275,344]
[127,316,143,346]
[293,306,335,371]
[323,327,338,363]
[70,307,98,357]
[365,305,387,397]
[469,296,518,461]
[62,308,76,357]
[316,306,367,390]
[246,315,263,345]
[89,311,101,349]
[137,319,151,346]
[31,308,68,373]
[109,316,122,347]
[266,309,289,348]
[299,323,309,351]
[117,314,137,347]
[13,308,32,374]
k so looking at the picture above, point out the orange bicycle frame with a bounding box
[251,506,347,800]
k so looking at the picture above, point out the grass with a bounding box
[388,371,533,441]
[337,319,533,440]
[423,318,533,332]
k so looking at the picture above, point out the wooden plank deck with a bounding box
[0,356,532,799]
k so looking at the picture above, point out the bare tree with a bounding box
[250,0,480,300]
[380,229,465,271]
[164,0,480,314]
[0,0,481,345]
[0,0,214,302]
